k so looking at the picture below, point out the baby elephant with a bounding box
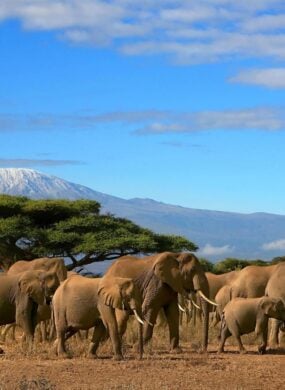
[52,274,143,360]
[218,296,285,354]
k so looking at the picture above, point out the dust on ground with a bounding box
[0,341,284,390]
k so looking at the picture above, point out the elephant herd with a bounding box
[0,253,284,359]
[205,262,285,353]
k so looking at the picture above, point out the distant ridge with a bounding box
[0,168,285,261]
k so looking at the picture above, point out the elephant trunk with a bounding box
[16,294,38,341]
[201,298,209,352]
[132,307,144,359]
[197,289,218,306]
[193,274,210,352]
[193,274,203,292]
[129,297,144,359]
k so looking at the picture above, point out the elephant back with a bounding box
[265,262,285,300]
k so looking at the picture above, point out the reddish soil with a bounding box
[0,342,284,390]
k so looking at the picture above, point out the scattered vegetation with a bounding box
[199,256,285,274]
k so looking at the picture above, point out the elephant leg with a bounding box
[258,319,269,355]
[49,320,56,341]
[218,325,231,353]
[40,321,47,342]
[55,327,77,357]
[269,319,280,348]
[164,302,180,352]
[37,322,47,343]
[56,328,67,356]
[88,321,107,358]
[100,305,123,360]
[228,320,246,354]
[115,310,130,338]
[235,335,246,354]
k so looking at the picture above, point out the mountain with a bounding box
[0,168,285,261]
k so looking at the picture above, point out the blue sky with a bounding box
[1,1,285,214]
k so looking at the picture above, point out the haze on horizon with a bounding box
[1,1,285,215]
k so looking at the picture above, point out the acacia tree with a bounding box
[0,194,198,271]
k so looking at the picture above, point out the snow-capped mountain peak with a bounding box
[0,168,101,200]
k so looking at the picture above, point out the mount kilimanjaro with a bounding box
[0,168,285,261]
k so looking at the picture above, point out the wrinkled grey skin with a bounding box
[218,297,285,354]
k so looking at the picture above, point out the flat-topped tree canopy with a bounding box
[0,194,198,270]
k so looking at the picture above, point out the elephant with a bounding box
[218,296,285,354]
[105,252,217,352]
[0,270,59,349]
[52,274,144,360]
[1,303,53,343]
[7,257,67,282]
[6,257,67,341]
[265,262,285,346]
[225,264,282,346]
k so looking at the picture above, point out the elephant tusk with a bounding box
[178,304,186,313]
[133,310,144,325]
[144,318,154,327]
[190,299,201,310]
[197,290,219,306]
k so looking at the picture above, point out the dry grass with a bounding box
[0,318,284,389]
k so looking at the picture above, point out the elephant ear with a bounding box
[18,272,45,305]
[98,277,124,310]
[19,278,33,297]
[153,252,184,294]
[41,271,60,295]
[259,297,280,316]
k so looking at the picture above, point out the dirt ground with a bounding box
[0,340,284,390]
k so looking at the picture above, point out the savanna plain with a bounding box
[0,319,284,390]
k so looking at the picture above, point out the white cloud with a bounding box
[198,243,233,257]
[1,107,285,133]
[242,14,285,32]
[134,107,285,134]
[1,1,285,63]
[230,68,285,89]
[262,239,285,251]
[0,158,84,167]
